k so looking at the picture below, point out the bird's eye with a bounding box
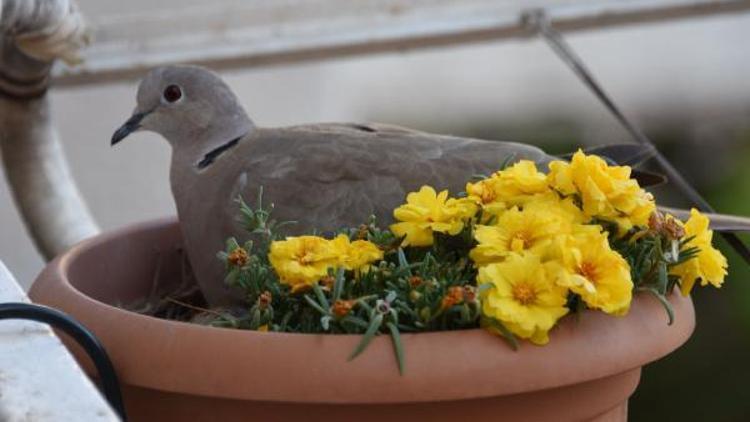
[163,84,182,103]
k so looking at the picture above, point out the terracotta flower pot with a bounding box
[29,218,695,422]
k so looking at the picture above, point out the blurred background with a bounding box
[1,1,749,420]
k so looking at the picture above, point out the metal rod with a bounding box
[526,9,750,264]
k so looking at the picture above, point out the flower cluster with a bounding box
[386,150,726,344]
[464,156,641,344]
[219,150,728,373]
[269,235,382,292]
[548,151,656,234]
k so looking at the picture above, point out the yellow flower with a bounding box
[547,150,656,234]
[524,191,587,225]
[478,254,569,345]
[554,225,633,315]
[329,234,384,271]
[466,160,550,215]
[670,209,728,296]
[469,198,580,266]
[547,160,577,196]
[269,236,338,291]
[390,186,477,247]
[465,178,507,217]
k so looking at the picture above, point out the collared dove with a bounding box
[111,65,554,305]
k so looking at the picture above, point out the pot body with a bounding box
[120,373,636,422]
[29,218,695,422]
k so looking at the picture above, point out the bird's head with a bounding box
[112,65,254,150]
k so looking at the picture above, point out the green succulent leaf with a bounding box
[348,313,384,361]
[387,322,406,375]
[638,287,674,326]
[482,317,519,351]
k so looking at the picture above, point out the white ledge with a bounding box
[0,261,119,422]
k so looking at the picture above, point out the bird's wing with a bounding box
[224,123,553,234]
[284,122,424,136]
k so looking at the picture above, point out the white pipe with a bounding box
[0,0,97,260]
[0,96,99,259]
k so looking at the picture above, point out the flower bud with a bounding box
[227,247,249,267]
[441,286,465,309]
[463,286,477,303]
[649,211,685,240]
[258,291,272,309]
[376,299,391,314]
[332,300,356,318]
[319,275,335,291]
[408,276,424,288]
[419,307,431,321]
[409,290,422,302]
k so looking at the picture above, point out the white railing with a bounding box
[53,0,750,87]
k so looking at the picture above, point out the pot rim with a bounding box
[30,217,695,404]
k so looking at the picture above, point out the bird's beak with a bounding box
[111,111,148,146]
